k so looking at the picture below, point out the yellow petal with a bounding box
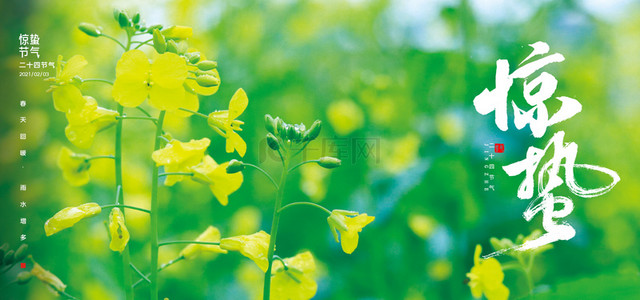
[171,87,199,118]
[220,231,270,272]
[161,25,193,39]
[57,147,91,186]
[179,225,227,259]
[271,251,318,300]
[115,50,150,81]
[59,55,87,82]
[208,162,243,206]
[31,261,67,295]
[149,85,186,111]
[52,84,85,113]
[151,52,188,89]
[108,208,130,252]
[44,203,101,236]
[112,78,149,107]
[228,88,248,120]
[226,130,247,157]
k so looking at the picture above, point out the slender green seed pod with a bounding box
[14,244,28,262]
[3,250,15,265]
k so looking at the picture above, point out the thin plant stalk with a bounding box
[115,104,134,300]
[150,110,166,299]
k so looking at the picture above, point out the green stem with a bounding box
[86,155,115,161]
[150,110,166,300]
[158,241,220,247]
[178,107,209,119]
[263,154,290,300]
[133,256,185,289]
[278,201,331,215]
[82,78,114,85]
[130,263,150,283]
[100,204,150,214]
[158,172,193,177]
[288,160,319,173]
[116,116,158,122]
[137,107,153,118]
[115,104,134,300]
[101,34,126,50]
[133,38,153,49]
[243,163,279,189]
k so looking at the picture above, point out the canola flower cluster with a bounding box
[36,9,376,300]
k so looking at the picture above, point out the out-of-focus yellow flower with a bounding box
[230,206,261,236]
[270,251,317,300]
[300,163,329,202]
[190,155,243,206]
[152,138,210,186]
[428,259,453,281]
[50,55,87,113]
[179,225,227,259]
[466,245,509,300]
[436,112,465,145]
[327,210,375,254]
[220,231,270,272]
[161,25,193,39]
[207,88,248,157]
[108,208,129,252]
[57,146,91,186]
[64,96,118,149]
[30,259,67,296]
[45,203,101,236]
[381,132,421,174]
[112,50,191,112]
[326,99,364,136]
[408,213,436,239]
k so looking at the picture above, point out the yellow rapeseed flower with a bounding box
[57,146,91,186]
[112,50,191,112]
[466,245,509,300]
[31,260,67,296]
[151,138,210,186]
[190,155,243,206]
[108,208,130,252]
[220,231,270,272]
[50,55,87,113]
[327,210,375,254]
[179,225,228,259]
[44,203,101,236]
[207,88,248,157]
[270,251,318,300]
[64,96,118,149]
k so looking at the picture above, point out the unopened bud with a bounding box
[118,11,130,28]
[185,52,200,64]
[16,271,32,285]
[177,41,188,55]
[161,25,193,40]
[3,250,15,265]
[14,244,28,262]
[304,120,322,141]
[146,25,163,33]
[264,114,276,134]
[226,159,245,174]
[196,60,218,71]
[132,12,140,24]
[195,75,220,87]
[318,157,341,169]
[78,23,101,37]
[266,133,279,151]
[153,29,166,54]
[286,125,297,141]
[166,40,178,53]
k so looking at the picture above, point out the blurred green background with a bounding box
[1,0,640,299]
